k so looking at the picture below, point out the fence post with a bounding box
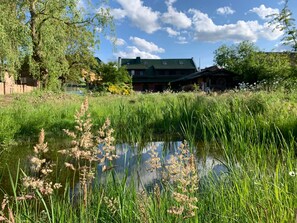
[3,82,5,95]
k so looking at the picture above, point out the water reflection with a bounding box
[0,140,227,197]
[97,141,227,190]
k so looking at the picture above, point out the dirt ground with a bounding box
[0,95,16,107]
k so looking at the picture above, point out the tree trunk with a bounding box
[29,0,48,88]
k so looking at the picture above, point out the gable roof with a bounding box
[171,66,237,83]
[120,57,197,70]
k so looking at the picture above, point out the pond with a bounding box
[0,140,227,195]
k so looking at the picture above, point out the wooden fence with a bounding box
[0,83,37,95]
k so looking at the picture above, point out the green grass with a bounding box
[0,90,296,222]
[1,90,297,146]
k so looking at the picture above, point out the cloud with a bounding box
[216,7,235,15]
[165,27,180,36]
[115,46,161,59]
[250,4,279,20]
[176,36,188,44]
[162,6,192,29]
[116,0,160,33]
[165,0,177,7]
[110,8,127,20]
[189,9,283,43]
[106,36,126,46]
[115,37,164,59]
[129,37,165,53]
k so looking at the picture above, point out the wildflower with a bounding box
[289,171,296,177]
[146,145,161,172]
[104,196,119,215]
[137,191,149,222]
[166,141,199,219]
[23,129,61,195]
[65,162,76,171]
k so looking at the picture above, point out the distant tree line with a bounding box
[213,41,296,83]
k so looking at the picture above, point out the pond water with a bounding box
[97,141,227,190]
[0,140,227,194]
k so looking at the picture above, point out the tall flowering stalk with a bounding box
[166,142,199,219]
[23,129,61,195]
[146,141,199,219]
[59,98,118,207]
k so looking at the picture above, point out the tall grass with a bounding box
[0,90,296,222]
[1,90,297,147]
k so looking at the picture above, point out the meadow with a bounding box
[0,89,296,222]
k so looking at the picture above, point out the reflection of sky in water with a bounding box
[97,141,227,190]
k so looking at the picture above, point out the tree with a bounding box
[0,1,28,78]
[269,0,297,51]
[99,62,131,84]
[0,0,112,89]
[214,41,293,83]
[214,41,259,82]
[90,62,132,94]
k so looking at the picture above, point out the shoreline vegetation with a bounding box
[0,90,297,222]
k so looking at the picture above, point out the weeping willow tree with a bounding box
[0,0,112,89]
[0,1,28,80]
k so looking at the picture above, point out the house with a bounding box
[119,57,197,92]
[170,65,239,91]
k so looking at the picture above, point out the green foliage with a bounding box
[269,0,297,51]
[0,1,28,77]
[0,0,113,90]
[92,62,132,93]
[214,41,259,82]
[99,62,132,85]
[214,41,294,83]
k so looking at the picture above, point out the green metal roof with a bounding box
[120,57,197,70]
[133,76,183,83]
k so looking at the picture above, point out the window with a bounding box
[179,61,184,65]
[162,61,167,65]
[140,71,144,76]
[131,70,135,76]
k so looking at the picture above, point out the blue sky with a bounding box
[82,0,297,68]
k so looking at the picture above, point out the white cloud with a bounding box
[189,9,283,43]
[162,6,192,29]
[115,46,161,59]
[250,4,279,20]
[165,27,180,36]
[116,0,160,33]
[110,8,127,20]
[129,37,165,53]
[165,0,177,7]
[106,36,126,46]
[216,7,235,15]
[176,36,188,44]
